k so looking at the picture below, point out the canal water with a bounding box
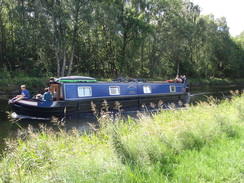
[0,84,244,151]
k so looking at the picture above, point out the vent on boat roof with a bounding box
[59,76,97,83]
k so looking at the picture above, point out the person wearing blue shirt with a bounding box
[13,85,30,102]
[43,88,52,101]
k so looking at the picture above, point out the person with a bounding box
[181,75,187,84]
[35,94,43,101]
[181,75,188,92]
[50,77,55,83]
[13,85,30,102]
[48,77,57,86]
[175,75,181,83]
[43,88,52,101]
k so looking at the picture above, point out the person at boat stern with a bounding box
[181,75,188,92]
[43,88,52,101]
[13,85,30,102]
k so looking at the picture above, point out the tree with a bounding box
[0,0,243,79]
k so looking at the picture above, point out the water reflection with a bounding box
[189,85,243,104]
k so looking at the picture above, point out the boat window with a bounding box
[109,86,120,95]
[170,85,176,92]
[143,86,151,93]
[78,86,92,97]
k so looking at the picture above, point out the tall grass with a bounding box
[0,95,243,182]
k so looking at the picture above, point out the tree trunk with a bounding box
[67,43,75,76]
[121,31,127,74]
[61,46,66,77]
[0,6,4,67]
[150,36,157,77]
[55,50,61,77]
[140,39,145,73]
[53,17,60,77]
[67,9,79,76]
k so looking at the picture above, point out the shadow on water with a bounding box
[0,84,244,152]
[0,97,13,152]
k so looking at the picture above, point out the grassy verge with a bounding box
[0,94,243,182]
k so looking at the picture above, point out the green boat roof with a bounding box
[59,76,97,83]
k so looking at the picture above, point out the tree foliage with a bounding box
[0,0,244,78]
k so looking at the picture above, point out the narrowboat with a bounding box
[8,76,190,119]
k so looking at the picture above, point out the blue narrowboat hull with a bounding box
[9,80,189,118]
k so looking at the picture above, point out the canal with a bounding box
[0,84,244,151]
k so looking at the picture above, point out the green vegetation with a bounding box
[0,71,47,94]
[1,67,244,94]
[0,94,243,182]
[0,0,244,79]
[188,78,244,86]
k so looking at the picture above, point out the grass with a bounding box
[0,95,244,182]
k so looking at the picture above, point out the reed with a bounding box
[0,94,243,182]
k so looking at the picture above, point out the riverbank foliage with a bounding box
[0,94,243,182]
[1,68,244,95]
[0,71,47,95]
[188,78,244,87]
[1,0,244,79]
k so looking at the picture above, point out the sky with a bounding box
[191,0,244,37]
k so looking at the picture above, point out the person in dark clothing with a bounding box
[47,77,57,87]
[181,75,188,92]
[181,75,186,84]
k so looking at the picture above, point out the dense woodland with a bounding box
[0,0,244,79]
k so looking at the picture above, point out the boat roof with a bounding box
[58,76,97,83]
[57,76,173,84]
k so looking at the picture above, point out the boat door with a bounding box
[49,83,62,101]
